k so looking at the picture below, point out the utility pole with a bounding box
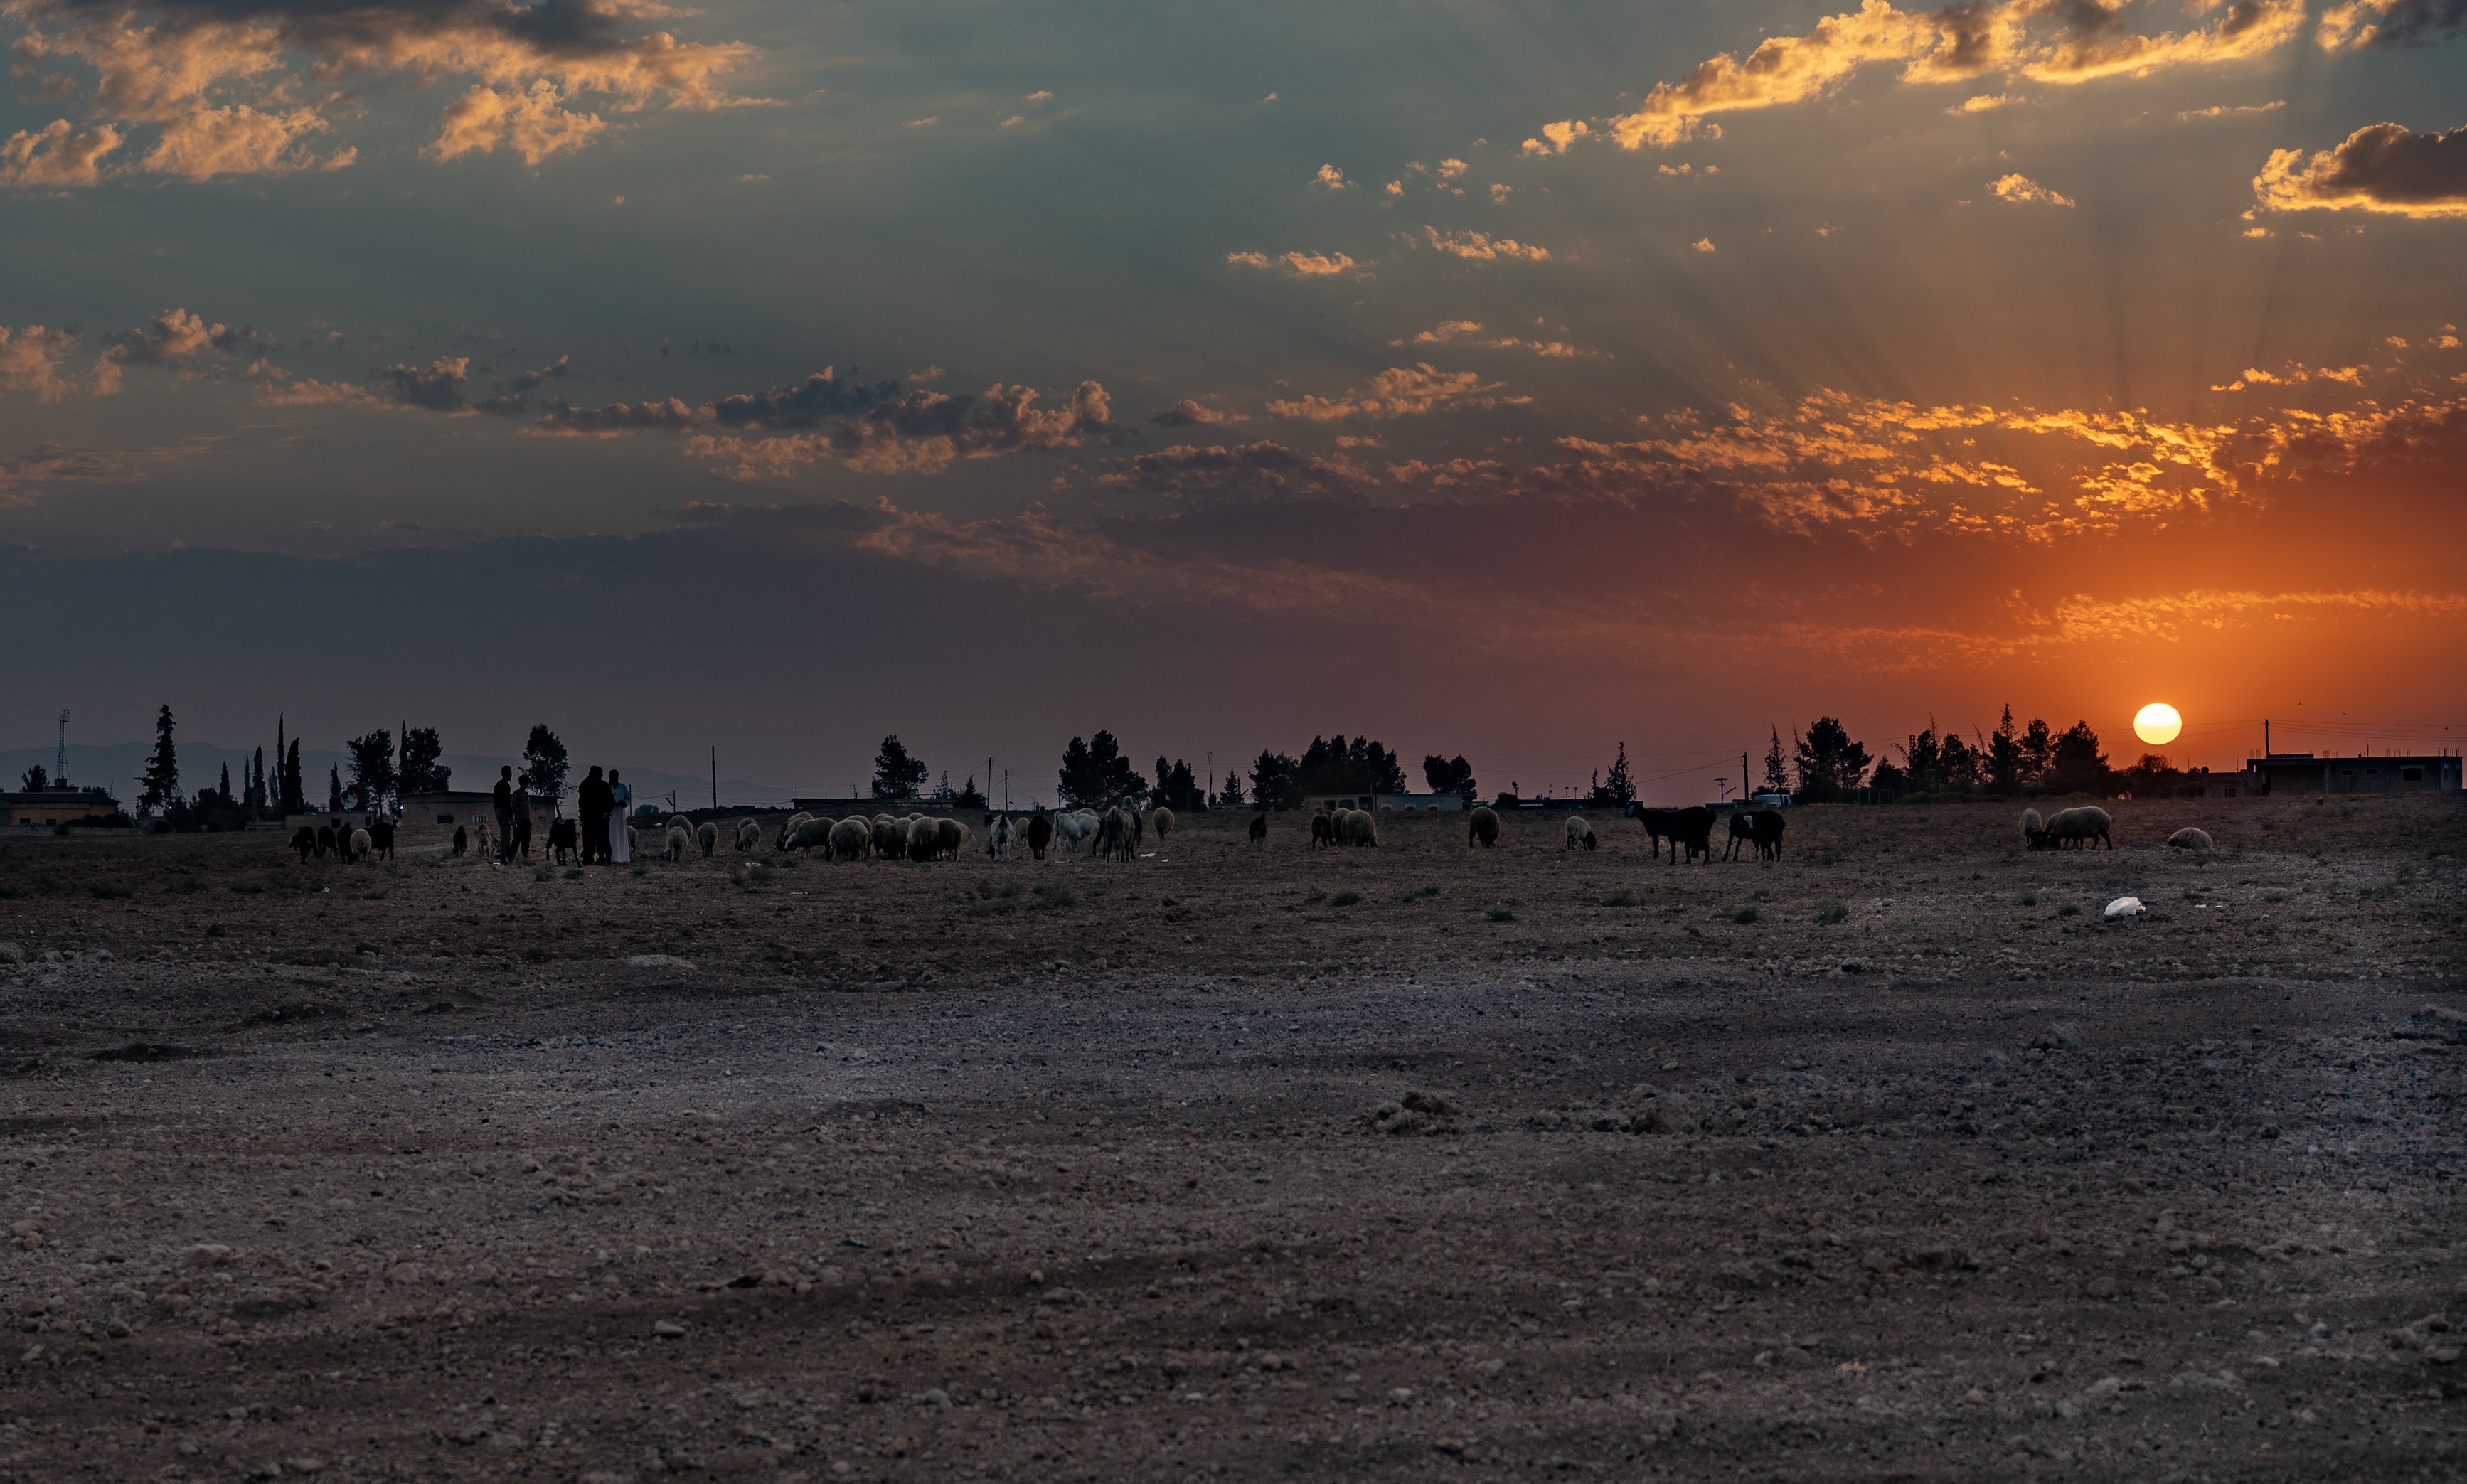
[1742,752,1751,798]
[1003,768,1010,811]
[56,710,69,787]
[710,747,718,811]
[1205,749,1213,807]
[1716,776,1730,803]
[987,756,993,810]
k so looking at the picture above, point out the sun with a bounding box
[2133,702,2183,746]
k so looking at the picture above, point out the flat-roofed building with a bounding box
[0,788,122,827]
[2244,753,2462,794]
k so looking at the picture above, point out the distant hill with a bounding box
[0,742,794,811]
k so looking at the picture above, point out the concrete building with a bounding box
[1304,792,1469,813]
[2242,753,2462,795]
[0,788,122,827]
[398,791,503,831]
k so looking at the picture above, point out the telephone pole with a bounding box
[710,747,718,811]
[55,710,70,787]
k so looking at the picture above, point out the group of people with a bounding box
[484,764,633,865]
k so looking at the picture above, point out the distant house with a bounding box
[2242,753,2462,795]
[0,788,122,827]
[397,791,503,831]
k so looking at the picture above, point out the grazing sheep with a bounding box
[1724,810,1785,862]
[1100,806,1136,862]
[1248,812,1268,844]
[1309,810,1336,849]
[547,817,580,865]
[347,827,372,863]
[774,811,812,850]
[1129,806,1147,855]
[871,816,902,859]
[937,817,965,859]
[2020,808,2046,849]
[2044,806,2114,850]
[989,814,1013,860]
[663,823,691,862]
[1024,812,1055,860]
[368,819,396,860]
[828,817,871,860]
[1564,814,1597,851]
[315,823,337,859]
[907,816,939,861]
[1666,806,1717,865]
[623,824,636,855]
[1151,806,1174,841]
[1624,804,1678,859]
[780,815,833,852]
[1341,808,1379,848]
[1468,806,1500,847]
[735,818,762,851]
[2168,826,2213,851]
[1053,810,1089,853]
[450,825,469,858]
[289,826,317,863]
[698,821,718,858]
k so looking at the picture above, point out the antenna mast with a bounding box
[56,710,70,786]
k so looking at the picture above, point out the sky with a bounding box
[4,0,2463,803]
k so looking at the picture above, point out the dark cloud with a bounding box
[1099,441,1372,506]
[2350,0,2467,46]
[1149,398,1246,428]
[373,356,468,412]
[100,308,269,368]
[43,0,650,60]
[504,354,569,393]
[708,369,904,431]
[536,395,698,432]
[2256,122,2467,215]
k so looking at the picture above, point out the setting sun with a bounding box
[2133,703,2183,746]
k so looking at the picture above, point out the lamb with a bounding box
[698,821,718,858]
[907,816,939,861]
[1025,812,1055,860]
[1564,814,1596,851]
[663,823,691,862]
[2043,806,2114,850]
[1248,813,1268,844]
[368,819,396,860]
[937,817,965,860]
[450,825,469,858]
[547,818,580,865]
[290,826,317,863]
[347,827,372,862]
[1724,810,1785,861]
[1341,808,1379,848]
[826,816,870,860]
[1151,807,1174,841]
[1100,806,1136,862]
[1468,806,1500,847]
[734,818,762,852]
[2020,808,2047,849]
[2168,826,2213,851]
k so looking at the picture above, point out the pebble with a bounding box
[654,1320,688,1338]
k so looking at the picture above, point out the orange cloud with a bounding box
[2254,122,2467,218]
[1226,250,1358,277]
[1266,363,1520,422]
[0,118,124,184]
[1418,227,1550,262]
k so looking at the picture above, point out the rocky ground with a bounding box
[1,792,2463,1483]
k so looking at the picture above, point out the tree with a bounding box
[2018,717,2054,784]
[346,729,398,808]
[1902,722,1942,791]
[281,738,305,815]
[1762,727,1790,795]
[932,770,957,802]
[1793,717,1870,801]
[1151,757,1203,812]
[954,775,987,810]
[1217,770,1245,808]
[137,704,180,814]
[1939,730,1981,792]
[1294,735,1407,797]
[1423,754,1476,799]
[1593,742,1636,806]
[523,725,570,808]
[399,727,450,794]
[1986,705,2023,795]
[1058,732,1140,808]
[1247,749,1299,810]
[18,763,46,791]
[245,747,265,813]
[2047,721,2110,796]
[872,735,927,800]
[216,762,233,805]
[326,764,343,813]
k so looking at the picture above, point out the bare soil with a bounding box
[2,794,2464,1483]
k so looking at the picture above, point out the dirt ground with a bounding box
[1,793,2463,1483]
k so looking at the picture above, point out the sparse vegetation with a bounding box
[1486,907,1515,922]
[1331,891,1362,907]
[1811,900,1848,924]
[1731,906,1759,924]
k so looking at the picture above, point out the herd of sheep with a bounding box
[287,798,2212,869]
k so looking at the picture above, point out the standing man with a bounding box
[577,765,614,864]
[608,770,632,864]
[492,765,516,865]
[512,773,535,860]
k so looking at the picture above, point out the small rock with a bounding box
[2103,896,2145,920]
[653,1320,688,1338]
[625,954,697,971]
[2037,1023,2091,1053]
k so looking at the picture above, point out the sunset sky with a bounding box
[4,0,2463,800]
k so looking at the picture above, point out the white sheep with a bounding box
[697,821,718,858]
[775,811,812,850]
[1055,809,1095,853]
[663,823,691,862]
[348,827,372,862]
[937,817,966,859]
[907,816,939,861]
[2044,806,2114,850]
[989,815,1013,860]
[828,817,872,860]
[1341,808,1378,848]
[2168,826,2213,851]
[782,816,834,852]
[735,818,762,851]
[1563,814,1596,850]
[2020,808,2045,848]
